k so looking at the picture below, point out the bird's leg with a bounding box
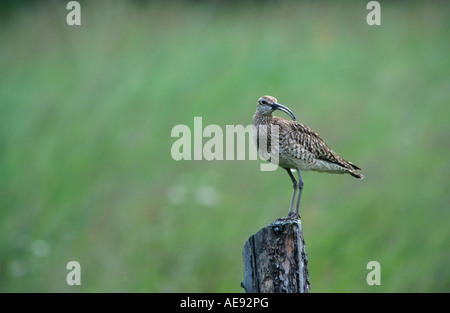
[285,168,298,217]
[294,169,304,217]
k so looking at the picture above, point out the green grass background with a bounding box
[0,1,449,292]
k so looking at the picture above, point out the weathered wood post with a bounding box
[241,217,310,293]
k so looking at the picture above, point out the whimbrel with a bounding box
[253,95,363,217]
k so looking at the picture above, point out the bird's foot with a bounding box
[287,211,300,220]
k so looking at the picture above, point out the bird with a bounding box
[253,95,363,218]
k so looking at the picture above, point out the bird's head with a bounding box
[256,95,296,120]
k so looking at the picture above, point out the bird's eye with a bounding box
[260,100,266,105]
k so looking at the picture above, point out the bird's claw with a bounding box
[287,212,300,219]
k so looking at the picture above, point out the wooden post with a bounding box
[241,217,310,293]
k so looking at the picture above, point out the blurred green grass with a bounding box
[0,1,449,292]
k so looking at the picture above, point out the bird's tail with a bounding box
[346,161,363,179]
[349,171,364,179]
[348,161,362,171]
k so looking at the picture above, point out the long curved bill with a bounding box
[271,103,296,121]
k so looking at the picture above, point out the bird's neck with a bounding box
[252,111,273,126]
